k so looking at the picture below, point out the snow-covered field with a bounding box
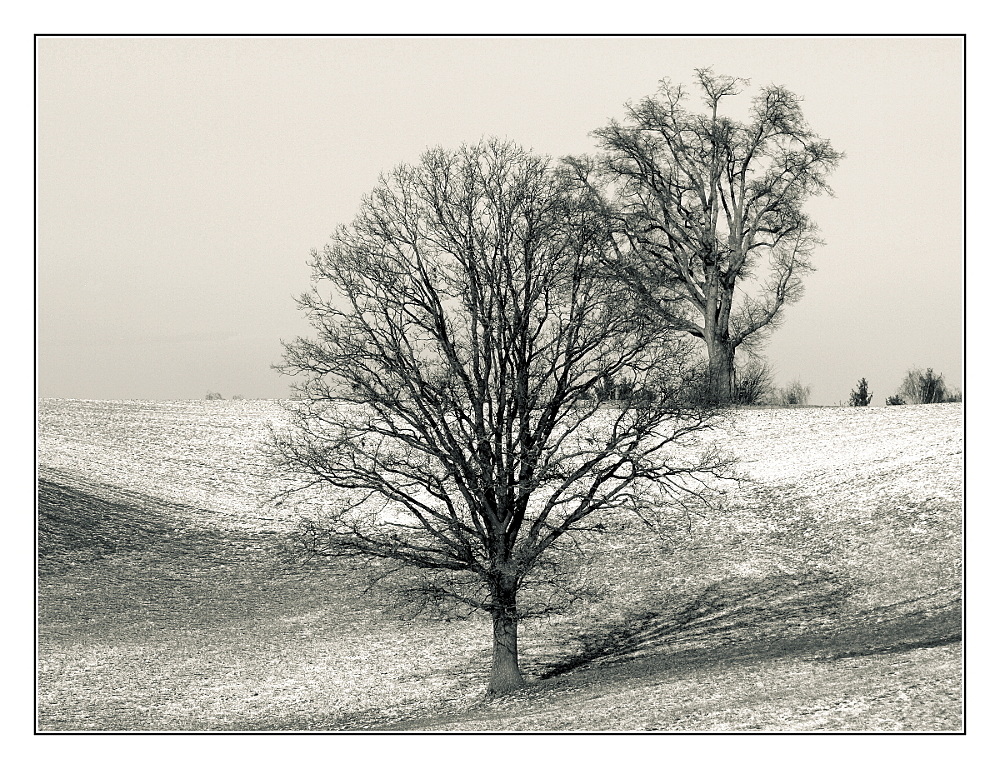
[37,399,293,531]
[712,404,962,509]
[35,399,963,732]
[36,399,962,534]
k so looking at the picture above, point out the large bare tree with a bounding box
[572,69,843,404]
[273,139,730,696]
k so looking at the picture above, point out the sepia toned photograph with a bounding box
[36,34,963,734]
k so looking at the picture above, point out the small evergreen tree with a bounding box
[848,378,873,407]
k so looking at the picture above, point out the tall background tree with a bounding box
[272,140,731,696]
[572,69,843,404]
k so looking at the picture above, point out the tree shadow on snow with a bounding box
[531,571,960,681]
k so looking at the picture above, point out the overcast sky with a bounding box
[36,35,963,405]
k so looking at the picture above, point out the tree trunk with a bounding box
[702,268,736,406]
[705,336,736,405]
[487,583,525,697]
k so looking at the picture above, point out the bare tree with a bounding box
[570,69,842,404]
[776,379,811,407]
[897,367,954,404]
[272,140,731,696]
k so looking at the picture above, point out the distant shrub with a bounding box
[895,367,959,405]
[206,391,224,400]
[591,374,649,402]
[734,357,775,406]
[886,395,906,406]
[594,373,617,401]
[848,378,873,407]
[231,395,244,400]
[673,357,772,407]
[776,379,811,406]
[676,364,713,406]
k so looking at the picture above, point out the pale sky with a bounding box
[36,35,964,405]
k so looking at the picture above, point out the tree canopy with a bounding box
[273,139,731,695]
[570,69,843,403]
